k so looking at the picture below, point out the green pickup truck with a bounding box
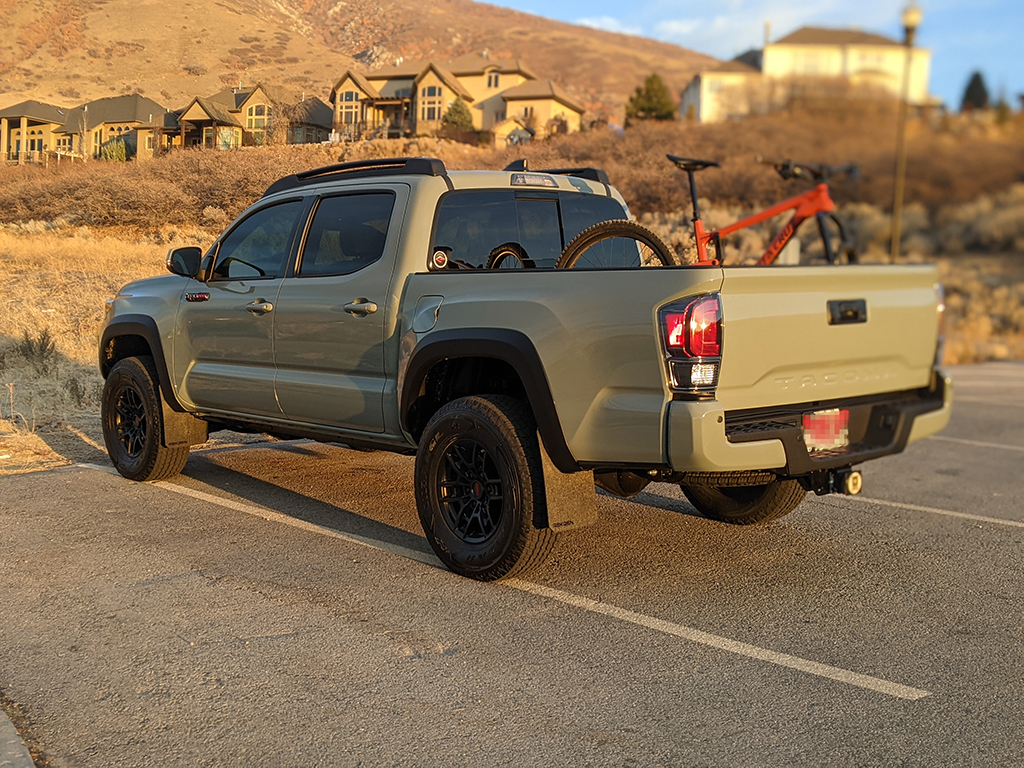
[99,157,951,580]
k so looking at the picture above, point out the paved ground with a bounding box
[1,363,1022,767]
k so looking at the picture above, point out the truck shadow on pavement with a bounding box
[176,448,437,562]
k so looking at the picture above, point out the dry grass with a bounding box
[1,110,1021,243]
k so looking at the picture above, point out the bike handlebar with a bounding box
[754,156,860,183]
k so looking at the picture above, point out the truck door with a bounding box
[173,198,307,417]
[273,189,405,433]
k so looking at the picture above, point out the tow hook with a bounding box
[807,468,863,496]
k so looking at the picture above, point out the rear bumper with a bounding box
[666,371,951,475]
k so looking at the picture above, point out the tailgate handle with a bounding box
[828,299,867,325]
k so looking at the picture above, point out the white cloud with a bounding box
[575,15,643,36]
[655,19,699,38]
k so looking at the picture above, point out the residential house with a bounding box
[680,26,933,123]
[175,84,332,149]
[0,100,70,163]
[498,80,584,138]
[55,93,172,159]
[328,53,583,140]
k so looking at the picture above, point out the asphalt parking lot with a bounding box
[1,362,1022,767]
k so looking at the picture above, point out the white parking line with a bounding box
[75,463,438,566]
[836,495,1024,529]
[75,461,933,701]
[928,435,1024,453]
[505,580,930,700]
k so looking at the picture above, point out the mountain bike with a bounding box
[667,154,860,266]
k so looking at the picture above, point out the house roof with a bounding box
[0,100,69,124]
[56,94,169,133]
[289,96,333,129]
[446,52,537,79]
[330,70,382,102]
[772,26,901,47]
[500,80,585,113]
[707,57,760,74]
[178,96,244,127]
[366,58,433,80]
[413,63,474,101]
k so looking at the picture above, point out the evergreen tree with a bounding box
[442,98,474,131]
[625,74,677,124]
[960,71,990,112]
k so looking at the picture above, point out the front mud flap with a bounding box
[539,436,597,532]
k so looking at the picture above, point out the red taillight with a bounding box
[688,296,721,357]
[664,295,722,358]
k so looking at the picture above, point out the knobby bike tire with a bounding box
[556,220,682,269]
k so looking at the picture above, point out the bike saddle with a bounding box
[667,154,721,172]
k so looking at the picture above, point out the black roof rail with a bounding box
[501,158,610,185]
[538,166,611,185]
[263,156,448,197]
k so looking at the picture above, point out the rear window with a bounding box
[432,190,627,269]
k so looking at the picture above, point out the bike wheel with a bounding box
[557,220,682,269]
[486,242,535,269]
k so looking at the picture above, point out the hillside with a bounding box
[0,0,716,119]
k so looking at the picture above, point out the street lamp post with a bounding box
[890,4,922,263]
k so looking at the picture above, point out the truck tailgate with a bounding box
[716,264,941,412]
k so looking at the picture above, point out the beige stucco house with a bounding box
[174,84,332,149]
[329,53,583,140]
[680,26,933,123]
[0,100,70,163]
[54,94,172,159]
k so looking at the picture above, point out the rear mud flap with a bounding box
[539,436,598,531]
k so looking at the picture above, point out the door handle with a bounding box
[344,299,378,316]
[246,300,274,315]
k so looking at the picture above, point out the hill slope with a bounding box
[0,0,716,118]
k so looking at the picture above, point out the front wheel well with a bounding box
[101,334,153,378]
[405,357,528,442]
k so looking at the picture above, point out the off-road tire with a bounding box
[681,478,806,525]
[557,220,682,269]
[415,395,556,581]
[101,356,189,482]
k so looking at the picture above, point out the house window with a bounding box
[341,91,359,102]
[247,104,270,130]
[420,85,442,122]
[523,106,534,118]
[487,72,500,88]
[146,135,154,150]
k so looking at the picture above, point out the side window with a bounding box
[514,199,562,267]
[211,200,304,281]
[298,193,396,277]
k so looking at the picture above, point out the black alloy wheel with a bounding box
[439,437,506,544]
[113,384,148,459]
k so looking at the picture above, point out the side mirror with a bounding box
[166,246,203,278]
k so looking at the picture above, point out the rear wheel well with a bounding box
[101,334,153,378]
[406,357,529,442]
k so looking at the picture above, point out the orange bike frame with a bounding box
[694,183,836,266]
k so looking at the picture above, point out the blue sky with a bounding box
[481,0,1023,109]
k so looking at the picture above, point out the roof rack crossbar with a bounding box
[264,156,448,197]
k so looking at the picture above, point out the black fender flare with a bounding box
[99,314,185,413]
[401,328,579,473]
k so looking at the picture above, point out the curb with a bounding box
[0,709,33,768]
